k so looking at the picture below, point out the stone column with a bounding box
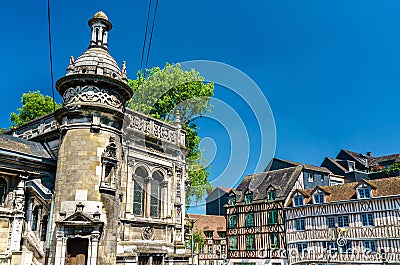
[90,232,100,265]
[145,177,152,217]
[54,231,65,265]
[161,181,168,219]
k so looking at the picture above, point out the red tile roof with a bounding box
[188,214,226,238]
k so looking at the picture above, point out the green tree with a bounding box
[10,91,61,127]
[127,63,214,205]
[193,229,206,251]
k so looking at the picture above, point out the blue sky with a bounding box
[1,1,399,212]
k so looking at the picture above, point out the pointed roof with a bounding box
[236,165,303,202]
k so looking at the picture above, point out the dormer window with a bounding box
[358,188,371,199]
[308,173,314,182]
[294,196,304,206]
[314,193,325,204]
[245,192,253,204]
[229,195,236,206]
[267,190,276,202]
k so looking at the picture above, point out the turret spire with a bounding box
[88,11,112,50]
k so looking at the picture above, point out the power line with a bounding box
[140,0,153,78]
[47,0,56,112]
[145,0,159,71]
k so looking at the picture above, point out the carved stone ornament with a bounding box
[141,226,154,240]
[63,85,123,110]
[102,136,117,161]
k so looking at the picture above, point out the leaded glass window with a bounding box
[246,235,255,250]
[229,236,237,250]
[245,213,254,227]
[133,179,144,215]
[270,233,279,249]
[150,179,160,218]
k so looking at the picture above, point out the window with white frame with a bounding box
[361,213,374,226]
[314,193,324,204]
[358,187,371,199]
[337,215,349,227]
[327,216,335,228]
[364,240,376,252]
[297,243,308,254]
[294,195,304,206]
[295,218,305,231]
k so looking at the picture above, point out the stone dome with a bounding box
[67,47,126,82]
[65,11,127,83]
[93,11,108,20]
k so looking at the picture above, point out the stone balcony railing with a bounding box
[9,109,185,147]
[124,109,185,147]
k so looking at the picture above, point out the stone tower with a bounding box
[50,11,132,264]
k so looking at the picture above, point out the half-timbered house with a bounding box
[226,166,304,265]
[285,177,400,265]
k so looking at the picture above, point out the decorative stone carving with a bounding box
[141,226,154,240]
[91,231,101,242]
[14,179,25,211]
[63,85,123,111]
[126,112,185,145]
[102,136,117,161]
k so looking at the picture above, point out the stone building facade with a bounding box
[0,11,190,265]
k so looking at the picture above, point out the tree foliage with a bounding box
[10,91,61,127]
[193,229,206,251]
[127,63,214,204]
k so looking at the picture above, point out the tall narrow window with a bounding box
[270,233,279,249]
[229,236,237,250]
[228,215,237,228]
[246,235,255,250]
[133,178,144,215]
[40,216,48,241]
[245,192,253,204]
[150,171,163,218]
[133,167,147,216]
[267,190,276,202]
[267,210,278,225]
[295,219,305,231]
[150,180,160,218]
[0,178,7,205]
[245,213,254,227]
[229,195,236,206]
[32,206,39,231]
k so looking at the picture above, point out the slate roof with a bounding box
[337,149,400,169]
[0,134,51,158]
[294,176,400,205]
[340,150,369,167]
[270,158,332,174]
[370,154,400,167]
[188,214,226,238]
[235,165,303,202]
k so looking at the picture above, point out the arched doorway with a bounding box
[66,237,89,265]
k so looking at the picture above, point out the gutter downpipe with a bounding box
[44,192,55,265]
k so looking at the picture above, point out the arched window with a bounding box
[32,206,39,231]
[133,167,147,216]
[150,171,163,218]
[0,178,7,205]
